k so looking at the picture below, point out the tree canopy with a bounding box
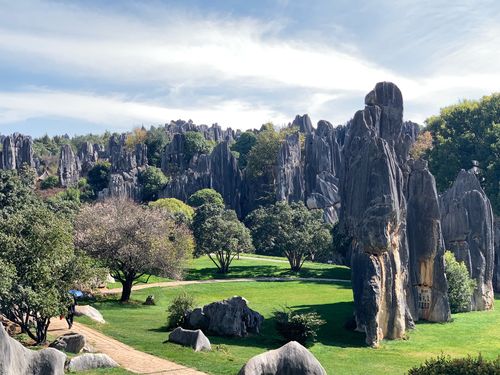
[187,188,224,208]
[149,197,194,224]
[230,131,257,168]
[138,166,170,202]
[184,131,215,162]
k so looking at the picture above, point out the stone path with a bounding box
[102,276,350,295]
[49,319,207,375]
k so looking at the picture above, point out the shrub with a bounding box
[408,354,500,375]
[167,292,195,329]
[138,166,169,202]
[87,161,111,193]
[149,198,194,224]
[40,175,59,189]
[184,131,215,161]
[444,251,476,313]
[187,188,224,208]
[274,306,325,346]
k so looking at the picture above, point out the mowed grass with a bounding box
[106,254,351,289]
[80,282,500,375]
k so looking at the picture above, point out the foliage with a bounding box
[187,188,224,208]
[410,130,433,159]
[0,198,95,344]
[87,161,111,196]
[444,251,475,313]
[245,123,282,206]
[246,201,332,271]
[167,291,195,329]
[425,94,500,213]
[184,131,215,162]
[40,175,59,189]
[0,167,38,214]
[77,177,95,202]
[149,198,194,224]
[274,306,326,346]
[138,166,169,202]
[145,126,170,167]
[194,207,253,273]
[45,187,81,218]
[125,127,148,150]
[74,199,193,301]
[231,131,257,168]
[408,354,500,375]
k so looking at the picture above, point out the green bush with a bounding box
[87,161,111,193]
[408,354,500,375]
[40,175,59,189]
[187,188,224,208]
[444,251,475,313]
[167,291,195,329]
[274,306,325,346]
[184,131,215,162]
[138,166,169,202]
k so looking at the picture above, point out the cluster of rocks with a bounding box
[0,133,34,170]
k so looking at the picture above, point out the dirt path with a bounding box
[102,276,350,295]
[49,319,207,375]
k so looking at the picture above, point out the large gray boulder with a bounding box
[0,323,66,375]
[49,332,86,353]
[67,353,118,372]
[168,327,211,352]
[406,159,450,322]
[440,169,495,310]
[340,82,413,346]
[58,144,81,187]
[186,296,263,337]
[74,305,105,324]
[238,341,326,375]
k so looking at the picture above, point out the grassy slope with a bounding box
[81,281,500,375]
[106,255,351,288]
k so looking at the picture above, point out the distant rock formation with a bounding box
[58,144,81,187]
[0,133,34,170]
[340,82,413,346]
[440,169,495,310]
[78,142,99,174]
[406,159,450,322]
[276,132,304,204]
[494,216,500,293]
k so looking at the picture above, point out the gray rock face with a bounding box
[340,82,412,346]
[238,341,326,375]
[406,159,450,322]
[58,144,81,187]
[494,216,500,292]
[0,133,34,170]
[440,169,495,310]
[186,296,263,337]
[67,353,118,372]
[292,114,314,134]
[276,132,304,204]
[74,305,105,324]
[0,323,66,375]
[49,332,86,353]
[78,142,99,174]
[168,327,211,351]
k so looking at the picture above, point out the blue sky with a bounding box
[0,0,498,137]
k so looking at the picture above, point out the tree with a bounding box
[149,198,194,224]
[444,251,476,313]
[184,131,215,162]
[125,127,147,150]
[138,166,169,202]
[74,199,193,302]
[87,161,111,195]
[40,175,59,190]
[231,131,257,168]
[426,94,500,213]
[0,167,37,213]
[145,126,170,167]
[194,207,253,274]
[187,188,224,208]
[246,201,332,271]
[0,201,94,344]
[45,188,81,219]
[409,130,433,159]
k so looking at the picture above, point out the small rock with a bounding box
[238,341,326,375]
[49,332,86,353]
[144,295,155,305]
[168,327,211,352]
[67,353,118,372]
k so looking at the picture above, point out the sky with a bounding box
[0,0,499,137]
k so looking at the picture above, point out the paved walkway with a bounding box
[102,276,350,295]
[49,319,207,375]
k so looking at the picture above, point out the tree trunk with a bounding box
[120,275,135,302]
[35,317,49,345]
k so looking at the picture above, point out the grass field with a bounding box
[80,280,500,375]
[106,255,351,289]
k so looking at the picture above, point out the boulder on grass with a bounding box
[0,324,66,375]
[49,332,86,353]
[186,296,263,337]
[238,341,327,375]
[67,353,118,372]
[75,305,105,324]
[168,327,211,352]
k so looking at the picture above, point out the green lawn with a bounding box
[80,282,500,375]
[105,255,351,289]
